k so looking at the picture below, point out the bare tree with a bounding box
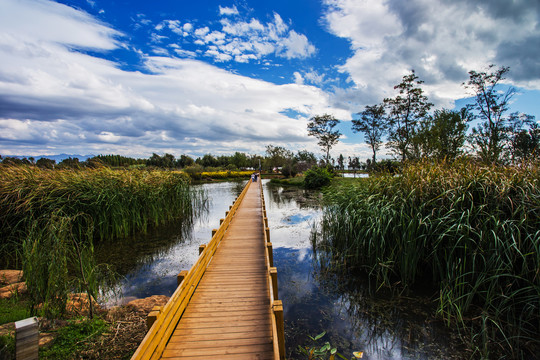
[352,104,387,163]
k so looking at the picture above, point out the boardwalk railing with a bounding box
[260,180,286,360]
[131,178,285,360]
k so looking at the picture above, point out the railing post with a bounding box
[147,306,162,330]
[269,267,278,300]
[199,244,206,255]
[177,270,188,286]
[273,300,286,360]
[220,218,225,225]
[265,227,270,242]
[267,242,273,267]
[212,229,217,237]
[15,317,38,360]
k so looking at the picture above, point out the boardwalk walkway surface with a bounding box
[131,178,284,360]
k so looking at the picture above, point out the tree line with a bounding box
[307,64,538,166]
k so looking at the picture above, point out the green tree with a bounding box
[36,157,56,169]
[465,65,515,163]
[307,114,341,164]
[414,108,471,160]
[507,112,538,163]
[384,70,433,161]
[337,154,345,171]
[352,104,387,163]
[295,150,317,172]
[177,154,194,168]
[264,145,293,170]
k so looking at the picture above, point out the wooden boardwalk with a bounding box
[131,178,284,360]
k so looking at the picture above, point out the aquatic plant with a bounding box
[0,165,202,244]
[317,159,540,358]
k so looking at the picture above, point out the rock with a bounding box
[0,322,14,337]
[126,295,170,314]
[0,281,27,299]
[0,270,23,286]
[39,332,57,348]
[66,293,100,316]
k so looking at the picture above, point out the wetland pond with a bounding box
[95,180,466,359]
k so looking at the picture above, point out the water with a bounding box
[95,180,466,359]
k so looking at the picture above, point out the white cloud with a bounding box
[219,5,239,16]
[293,72,304,85]
[323,0,540,110]
[278,30,316,59]
[0,0,343,157]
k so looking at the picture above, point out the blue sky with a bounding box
[0,0,539,160]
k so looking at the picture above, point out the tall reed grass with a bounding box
[317,160,540,358]
[0,165,203,244]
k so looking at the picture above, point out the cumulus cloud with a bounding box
[0,0,344,157]
[156,10,316,64]
[323,0,540,110]
[219,5,239,16]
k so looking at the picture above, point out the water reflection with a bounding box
[95,180,246,302]
[95,179,465,359]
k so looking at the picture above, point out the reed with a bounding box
[317,159,540,358]
[0,165,203,244]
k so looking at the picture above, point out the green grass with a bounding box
[317,159,540,358]
[0,334,15,360]
[270,176,305,186]
[0,165,203,244]
[0,298,30,325]
[40,317,109,360]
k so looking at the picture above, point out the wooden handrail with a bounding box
[131,179,252,360]
[260,180,286,360]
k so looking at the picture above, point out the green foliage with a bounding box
[304,166,333,189]
[0,166,196,244]
[40,318,109,359]
[0,334,15,360]
[383,70,433,161]
[297,332,350,360]
[307,114,341,164]
[352,104,387,163]
[0,298,30,325]
[318,160,540,358]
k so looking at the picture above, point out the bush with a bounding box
[304,166,333,189]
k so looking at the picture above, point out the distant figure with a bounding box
[251,173,255,182]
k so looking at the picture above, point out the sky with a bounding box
[0,0,539,160]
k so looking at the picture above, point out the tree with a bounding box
[384,70,433,161]
[465,64,515,163]
[414,108,471,160]
[352,104,387,163]
[295,150,317,172]
[337,154,345,171]
[307,114,341,164]
[36,157,56,169]
[177,154,194,168]
[507,112,539,163]
[265,145,293,170]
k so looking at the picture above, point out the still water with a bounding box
[95,180,465,359]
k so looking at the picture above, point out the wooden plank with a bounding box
[161,343,273,358]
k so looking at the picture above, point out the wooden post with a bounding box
[147,306,162,330]
[220,218,224,225]
[212,229,217,237]
[267,242,273,267]
[229,205,232,210]
[177,270,188,286]
[199,244,206,255]
[15,317,38,360]
[264,217,268,228]
[273,300,286,360]
[265,227,270,242]
[269,267,278,300]
[225,210,229,217]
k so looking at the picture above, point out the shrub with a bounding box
[304,166,333,189]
